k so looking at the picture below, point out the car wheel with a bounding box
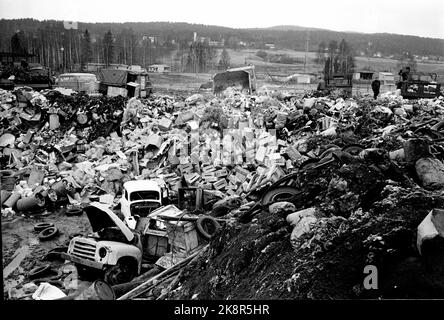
[34,222,54,232]
[38,226,59,241]
[104,263,135,286]
[28,264,51,279]
[66,207,83,216]
[261,186,302,206]
[342,144,365,156]
[196,216,221,240]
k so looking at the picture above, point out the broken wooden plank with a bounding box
[3,245,29,279]
[117,245,208,300]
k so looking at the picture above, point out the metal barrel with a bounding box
[74,280,115,300]
[3,192,21,208]
[15,195,46,213]
[50,180,68,197]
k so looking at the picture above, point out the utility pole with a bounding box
[304,30,310,73]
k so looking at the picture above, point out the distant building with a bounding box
[148,64,171,73]
[265,43,275,50]
[378,72,395,85]
[353,70,374,81]
[209,40,223,47]
[85,62,106,72]
[286,73,311,84]
[197,36,210,43]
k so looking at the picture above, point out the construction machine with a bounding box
[0,59,54,90]
[398,72,442,99]
[318,56,353,97]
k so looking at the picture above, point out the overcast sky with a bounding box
[1,0,443,39]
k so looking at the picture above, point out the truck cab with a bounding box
[61,202,143,285]
[120,180,167,229]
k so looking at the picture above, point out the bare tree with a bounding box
[218,48,230,70]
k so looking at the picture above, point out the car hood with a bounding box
[84,202,134,242]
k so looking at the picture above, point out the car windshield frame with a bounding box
[129,190,160,202]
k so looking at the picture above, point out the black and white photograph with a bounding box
[1,0,444,311]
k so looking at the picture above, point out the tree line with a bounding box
[1,20,234,73]
[1,19,443,73]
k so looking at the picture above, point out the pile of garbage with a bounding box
[163,89,444,300]
[3,83,444,300]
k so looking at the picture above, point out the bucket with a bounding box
[16,195,46,213]
[3,192,21,208]
[74,280,115,300]
[1,190,11,206]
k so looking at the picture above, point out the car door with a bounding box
[120,189,131,219]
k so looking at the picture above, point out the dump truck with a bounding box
[213,65,257,94]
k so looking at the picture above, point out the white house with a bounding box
[378,72,395,85]
[148,64,171,73]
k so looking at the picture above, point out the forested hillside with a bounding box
[1,19,443,72]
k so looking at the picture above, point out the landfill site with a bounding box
[1,10,444,301]
[2,73,444,301]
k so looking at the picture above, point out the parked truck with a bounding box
[61,202,144,285]
[0,60,54,90]
[97,65,153,98]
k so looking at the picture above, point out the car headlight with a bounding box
[98,247,107,258]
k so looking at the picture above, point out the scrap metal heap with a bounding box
[3,84,444,299]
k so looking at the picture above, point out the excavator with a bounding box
[317,57,353,97]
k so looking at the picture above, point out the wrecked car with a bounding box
[61,202,143,285]
[120,180,168,229]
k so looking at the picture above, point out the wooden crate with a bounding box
[165,220,199,254]
[143,229,169,257]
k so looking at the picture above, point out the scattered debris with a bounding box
[3,84,444,300]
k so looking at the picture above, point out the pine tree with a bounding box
[103,30,114,66]
[81,29,92,68]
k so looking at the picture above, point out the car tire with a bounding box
[104,262,135,286]
[196,216,221,240]
[342,144,365,156]
[66,207,83,216]
[28,264,51,279]
[261,186,301,206]
[34,222,54,232]
[38,226,59,241]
